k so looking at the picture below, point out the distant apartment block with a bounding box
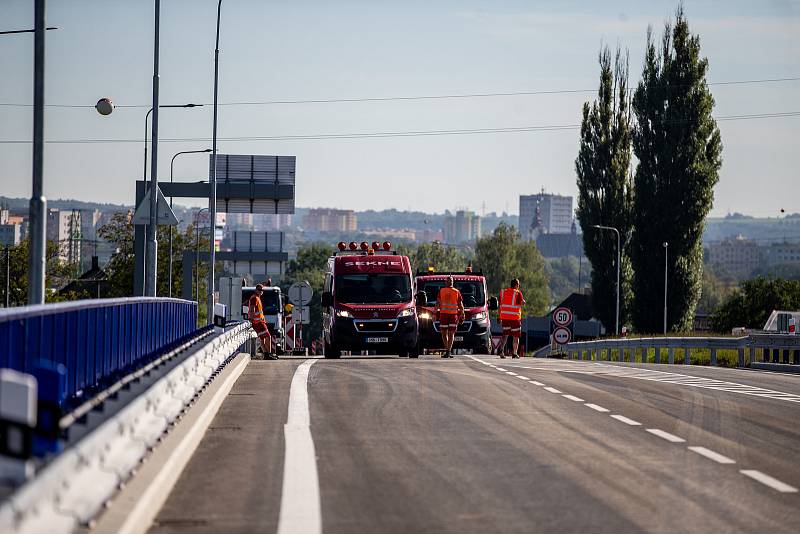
[47,209,82,264]
[443,210,481,244]
[0,223,21,246]
[519,191,573,240]
[706,235,760,277]
[763,241,800,266]
[303,209,357,233]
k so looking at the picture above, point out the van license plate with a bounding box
[454,336,464,342]
[366,337,389,343]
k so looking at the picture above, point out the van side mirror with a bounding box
[321,292,333,307]
[488,296,498,311]
[416,291,428,307]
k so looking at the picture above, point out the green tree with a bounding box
[474,223,549,316]
[282,243,332,346]
[631,7,723,332]
[698,262,736,313]
[410,241,469,273]
[546,256,591,306]
[1,239,72,306]
[575,45,634,331]
[712,277,800,332]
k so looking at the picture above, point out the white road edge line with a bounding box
[277,359,322,534]
[688,446,736,464]
[645,428,686,443]
[544,387,562,394]
[562,394,584,402]
[610,414,642,426]
[740,470,799,493]
[585,403,610,413]
[116,354,250,534]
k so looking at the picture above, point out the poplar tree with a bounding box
[575,46,633,333]
[631,6,722,332]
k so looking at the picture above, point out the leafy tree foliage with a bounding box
[698,262,736,313]
[712,277,800,332]
[546,256,591,307]
[474,223,549,316]
[409,242,469,273]
[282,243,332,345]
[1,239,74,307]
[631,7,722,332]
[575,45,634,331]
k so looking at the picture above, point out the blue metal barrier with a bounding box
[0,298,200,408]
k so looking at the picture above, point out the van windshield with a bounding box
[419,280,485,308]
[335,274,412,304]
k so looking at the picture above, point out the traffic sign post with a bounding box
[550,306,574,351]
[288,281,313,353]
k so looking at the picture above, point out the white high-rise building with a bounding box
[519,191,573,240]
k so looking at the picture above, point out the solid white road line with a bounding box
[688,446,736,464]
[544,387,562,394]
[531,381,545,386]
[610,414,642,426]
[562,394,584,402]
[277,359,322,534]
[585,403,610,413]
[740,470,799,493]
[645,428,686,443]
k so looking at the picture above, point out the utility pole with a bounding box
[145,0,161,296]
[28,0,47,305]
[209,0,223,323]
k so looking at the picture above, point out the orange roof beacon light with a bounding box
[427,266,435,273]
[367,248,375,255]
[371,241,381,251]
[382,241,392,251]
[465,265,473,273]
[360,241,369,251]
[348,242,358,251]
[337,241,347,251]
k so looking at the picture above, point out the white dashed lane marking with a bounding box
[740,470,799,493]
[562,395,584,402]
[516,376,531,381]
[585,403,610,413]
[506,371,518,376]
[531,381,545,386]
[645,428,686,443]
[610,414,642,426]
[688,446,736,464]
[544,387,562,394]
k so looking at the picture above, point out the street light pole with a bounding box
[28,0,47,305]
[145,0,162,297]
[591,225,621,336]
[169,149,211,297]
[209,0,223,325]
[663,242,669,335]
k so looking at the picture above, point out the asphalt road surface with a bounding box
[149,355,800,534]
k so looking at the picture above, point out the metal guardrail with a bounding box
[0,298,199,408]
[556,334,800,367]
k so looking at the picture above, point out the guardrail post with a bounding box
[684,347,691,365]
[655,346,661,365]
[738,347,745,367]
[782,349,790,365]
[668,347,674,364]
[772,348,780,363]
[794,348,799,365]
[710,348,717,366]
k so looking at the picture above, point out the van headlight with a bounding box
[473,312,487,322]
[336,309,352,318]
[398,307,416,318]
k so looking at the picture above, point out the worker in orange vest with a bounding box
[248,284,277,360]
[436,276,465,358]
[498,278,526,358]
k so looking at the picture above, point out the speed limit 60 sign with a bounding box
[552,307,573,327]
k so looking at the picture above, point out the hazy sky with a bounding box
[1,0,798,216]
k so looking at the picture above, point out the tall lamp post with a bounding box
[209,0,223,324]
[591,224,621,336]
[663,242,668,335]
[144,0,163,297]
[169,149,211,297]
[143,104,202,183]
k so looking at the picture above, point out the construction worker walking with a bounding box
[436,276,465,358]
[248,283,277,360]
[498,278,526,358]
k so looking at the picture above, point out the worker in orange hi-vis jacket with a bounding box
[248,284,277,360]
[497,278,525,359]
[436,276,465,359]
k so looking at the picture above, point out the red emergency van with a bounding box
[415,269,497,354]
[321,241,423,358]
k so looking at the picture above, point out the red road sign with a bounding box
[553,326,572,345]
[552,307,573,327]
